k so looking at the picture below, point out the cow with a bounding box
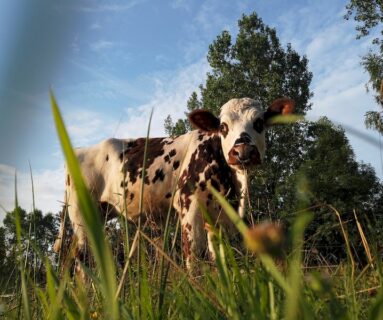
[53,97,294,271]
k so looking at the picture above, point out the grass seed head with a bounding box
[245,221,284,257]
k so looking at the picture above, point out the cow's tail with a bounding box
[53,203,68,253]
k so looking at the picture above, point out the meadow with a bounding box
[0,93,382,320]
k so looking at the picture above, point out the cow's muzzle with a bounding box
[228,144,261,166]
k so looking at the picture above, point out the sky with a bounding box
[0,0,382,220]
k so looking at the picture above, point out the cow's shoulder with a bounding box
[179,132,230,185]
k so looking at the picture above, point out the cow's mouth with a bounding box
[228,145,261,167]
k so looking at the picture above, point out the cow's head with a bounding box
[189,97,295,171]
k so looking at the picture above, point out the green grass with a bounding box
[0,93,382,319]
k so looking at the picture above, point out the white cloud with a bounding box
[90,40,115,52]
[0,164,65,222]
[114,58,210,138]
[90,23,101,30]
[306,24,353,61]
[71,34,80,53]
[66,59,147,101]
[65,109,112,146]
[179,0,244,62]
[56,58,209,149]
[70,0,145,13]
[58,59,208,145]
[170,0,190,11]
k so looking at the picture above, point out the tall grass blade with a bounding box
[14,173,31,320]
[49,90,119,319]
[354,209,373,266]
[284,212,313,320]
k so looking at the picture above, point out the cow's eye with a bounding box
[219,122,228,137]
[253,118,264,133]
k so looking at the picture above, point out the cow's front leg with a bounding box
[181,202,207,273]
[205,223,217,262]
[72,222,87,280]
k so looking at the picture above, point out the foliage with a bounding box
[345,0,383,132]
[0,207,58,287]
[276,118,383,262]
[164,92,202,136]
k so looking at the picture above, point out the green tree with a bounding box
[165,92,202,136]
[1,207,59,284]
[345,0,383,132]
[3,207,29,247]
[278,118,382,262]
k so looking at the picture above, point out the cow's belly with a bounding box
[126,191,173,221]
[100,176,175,221]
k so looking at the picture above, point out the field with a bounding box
[0,94,382,320]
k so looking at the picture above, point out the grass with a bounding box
[0,93,382,319]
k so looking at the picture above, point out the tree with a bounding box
[1,207,59,285]
[164,92,202,136]
[277,118,383,262]
[345,0,383,132]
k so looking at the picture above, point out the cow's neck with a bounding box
[231,169,248,218]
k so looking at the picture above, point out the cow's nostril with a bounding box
[232,150,239,157]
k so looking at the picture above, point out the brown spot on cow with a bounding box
[152,168,165,183]
[199,181,207,191]
[211,178,220,192]
[169,149,177,157]
[165,192,172,199]
[66,174,70,186]
[122,138,166,183]
[106,154,109,161]
[119,141,135,162]
[182,230,191,257]
[173,160,180,170]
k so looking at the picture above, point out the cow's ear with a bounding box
[188,109,220,132]
[264,98,295,126]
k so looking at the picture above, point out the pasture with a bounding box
[0,94,381,319]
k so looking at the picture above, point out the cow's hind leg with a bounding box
[66,193,88,280]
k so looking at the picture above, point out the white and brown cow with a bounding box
[54,97,294,269]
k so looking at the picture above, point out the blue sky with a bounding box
[0,0,382,218]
